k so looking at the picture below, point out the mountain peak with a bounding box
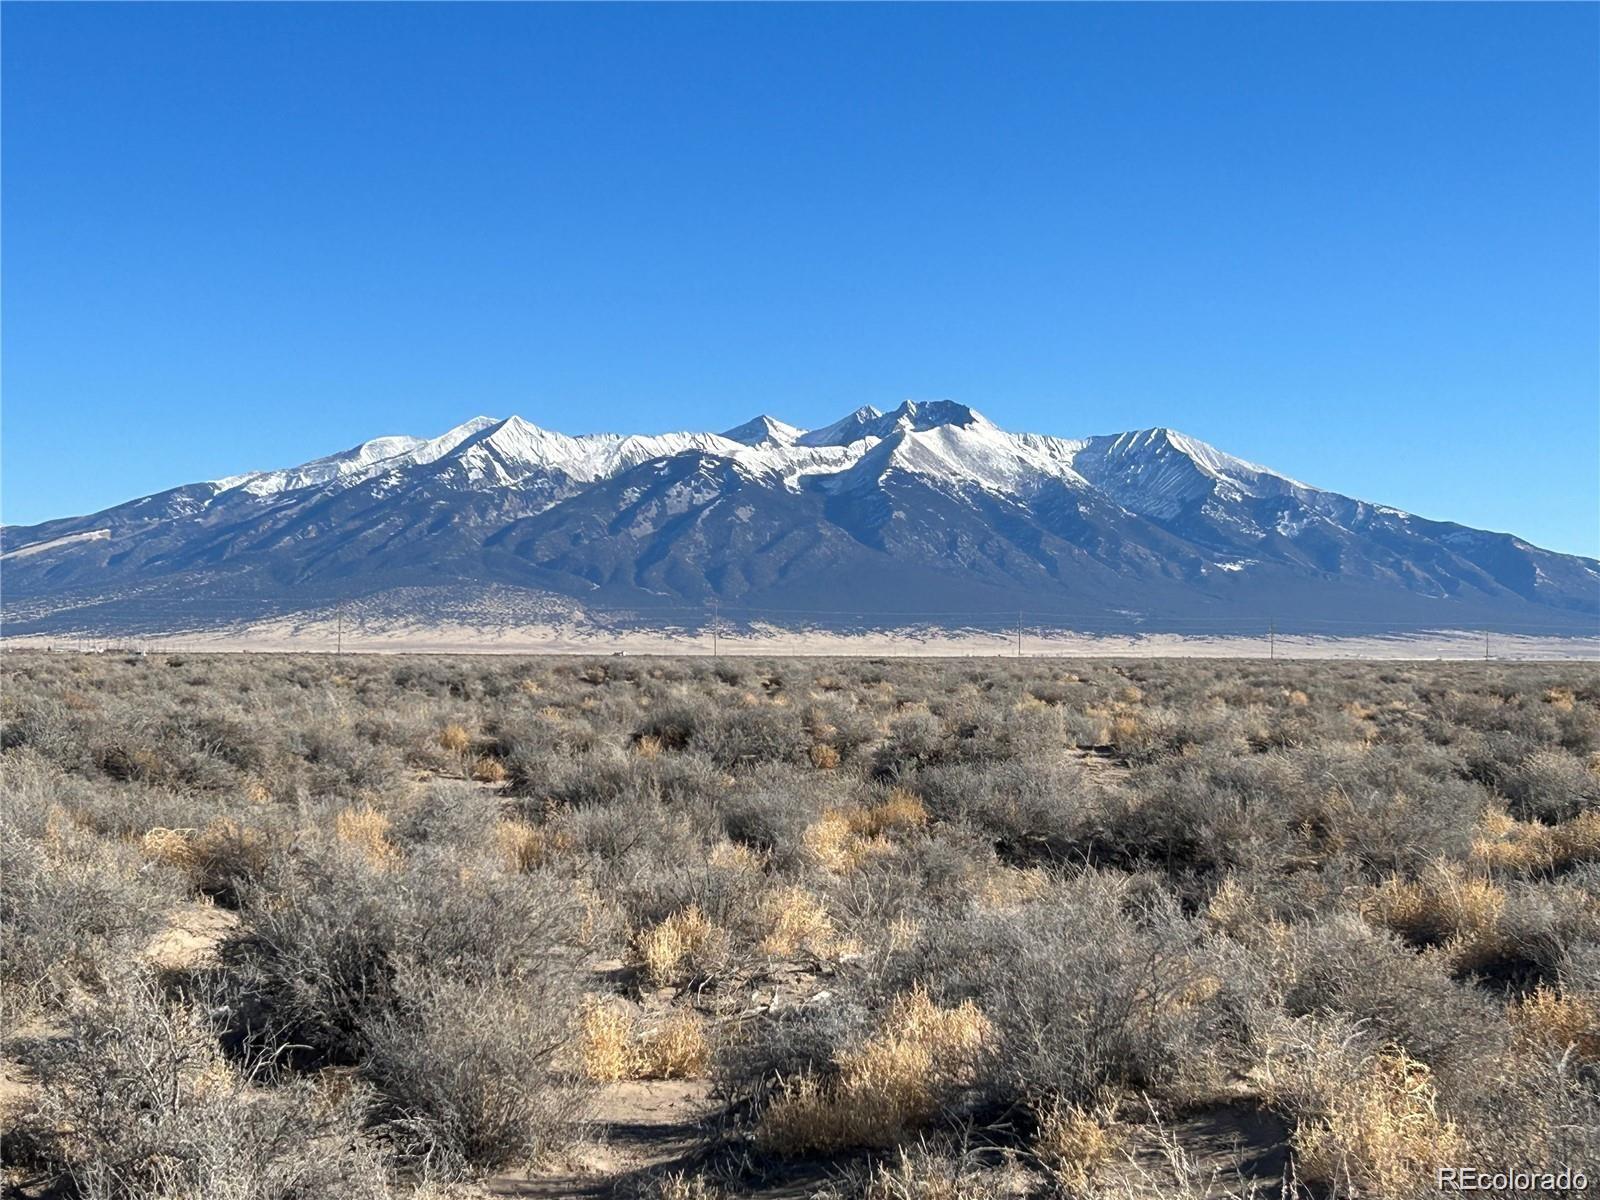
[721,414,806,447]
[9,403,1597,639]
[795,400,989,447]
[796,405,885,447]
[886,399,987,433]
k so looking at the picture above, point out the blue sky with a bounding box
[4,3,1596,556]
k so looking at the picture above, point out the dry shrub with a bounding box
[439,722,472,753]
[757,986,990,1153]
[363,970,589,1176]
[335,803,400,869]
[140,825,196,869]
[1203,876,1260,937]
[1545,687,1577,712]
[804,810,886,873]
[579,1000,710,1081]
[1361,865,1506,970]
[1032,1100,1125,1193]
[636,734,665,759]
[28,972,390,1198]
[633,905,726,988]
[1287,689,1311,708]
[975,866,1051,911]
[856,1144,1008,1200]
[141,818,271,903]
[636,1008,712,1078]
[1511,986,1600,1062]
[709,840,768,873]
[495,819,569,872]
[471,755,508,784]
[804,791,926,873]
[809,743,841,770]
[1472,810,1600,875]
[633,1170,723,1200]
[1260,1026,1465,1195]
[758,886,835,959]
[579,998,637,1082]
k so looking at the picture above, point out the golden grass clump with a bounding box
[579,1000,711,1081]
[757,986,990,1153]
[1204,876,1260,938]
[438,722,472,753]
[976,865,1051,911]
[1472,810,1600,875]
[758,886,835,959]
[1511,986,1600,1062]
[808,743,841,770]
[803,791,927,873]
[633,905,724,988]
[579,998,637,1082]
[635,734,664,759]
[1544,686,1577,711]
[494,818,571,872]
[469,755,508,784]
[708,840,768,875]
[1032,1100,1126,1192]
[334,803,399,869]
[1361,866,1506,969]
[141,826,197,870]
[803,810,881,873]
[1109,713,1142,744]
[1289,1049,1464,1194]
[637,1171,722,1200]
[635,1008,712,1078]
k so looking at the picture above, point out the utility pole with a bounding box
[711,598,719,657]
[1484,630,1491,663]
[1269,618,1276,662]
[1017,610,1024,658]
[336,606,343,658]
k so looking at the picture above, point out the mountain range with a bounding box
[3,401,1596,638]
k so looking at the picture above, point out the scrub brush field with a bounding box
[3,651,1597,1199]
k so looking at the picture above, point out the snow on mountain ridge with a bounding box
[198,404,1332,520]
[214,416,500,498]
[721,415,806,447]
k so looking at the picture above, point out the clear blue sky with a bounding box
[4,3,1596,556]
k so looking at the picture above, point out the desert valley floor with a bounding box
[3,651,1597,1199]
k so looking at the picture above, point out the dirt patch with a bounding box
[490,1078,716,1197]
[1068,743,1132,782]
[145,902,238,972]
[1109,1102,1290,1196]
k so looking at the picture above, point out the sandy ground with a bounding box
[7,619,1597,660]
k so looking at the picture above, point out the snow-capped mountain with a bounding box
[4,401,1596,637]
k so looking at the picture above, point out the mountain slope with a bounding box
[3,402,1595,637]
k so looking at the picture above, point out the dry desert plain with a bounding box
[3,650,1598,1199]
